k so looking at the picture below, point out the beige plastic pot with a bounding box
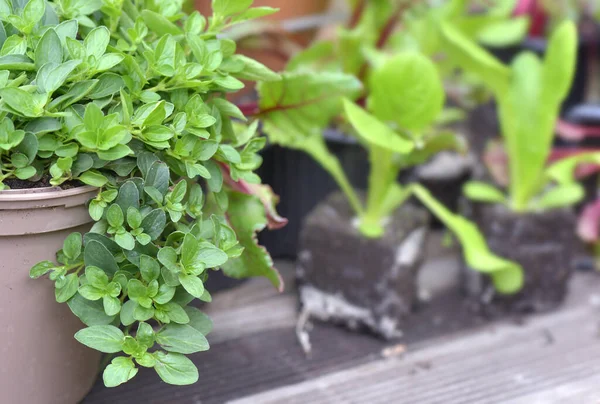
[0,186,101,404]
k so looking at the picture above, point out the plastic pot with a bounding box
[0,186,101,404]
[257,131,369,259]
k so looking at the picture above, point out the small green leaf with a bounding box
[79,171,108,187]
[30,261,55,279]
[178,274,204,298]
[68,294,116,326]
[107,204,124,227]
[103,356,138,388]
[343,100,413,154]
[536,183,584,210]
[103,295,121,316]
[140,255,160,282]
[55,273,79,303]
[74,325,124,353]
[153,352,199,386]
[463,181,506,204]
[156,324,209,354]
[141,10,182,36]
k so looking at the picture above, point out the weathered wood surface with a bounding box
[83,251,600,404]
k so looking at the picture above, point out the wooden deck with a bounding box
[83,239,600,404]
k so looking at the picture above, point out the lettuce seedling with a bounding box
[442,20,600,212]
[256,3,524,294]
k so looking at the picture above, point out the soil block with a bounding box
[465,203,581,315]
[297,192,430,339]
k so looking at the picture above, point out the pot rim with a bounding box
[0,185,97,202]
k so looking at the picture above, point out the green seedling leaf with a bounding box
[75,325,125,353]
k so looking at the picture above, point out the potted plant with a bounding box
[0,0,283,400]
[441,20,597,313]
[256,33,523,344]
[252,0,532,257]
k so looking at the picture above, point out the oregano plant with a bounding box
[0,0,286,387]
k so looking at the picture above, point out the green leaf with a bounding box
[84,26,110,60]
[75,325,124,353]
[103,295,121,316]
[103,356,138,388]
[115,231,136,251]
[0,87,45,117]
[141,209,167,240]
[84,240,120,275]
[153,283,176,304]
[55,273,79,303]
[258,72,361,148]
[231,54,280,82]
[440,21,510,95]
[343,100,413,154]
[68,294,115,326]
[153,352,199,386]
[463,181,506,204]
[477,17,529,48]
[412,185,523,294]
[120,300,137,326]
[542,21,577,105]
[35,29,62,69]
[146,161,170,194]
[184,306,213,335]
[79,171,107,187]
[63,232,82,260]
[22,0,45,29]
[212,0,252,16]
[178,274,204,298]
[368,52,445,132]
[30,261,55,278]
[536,183,584,210]
[140,255,160,282]
[96,53,124,72]
[107,204,124,227]
[221,193,283,290]
[156,324,209,354]
[161,302,189,324]
[141,10,182,36]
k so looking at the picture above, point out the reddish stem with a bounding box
[348,0,367,29]
[237,102,260,116]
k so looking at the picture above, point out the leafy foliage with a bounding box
[258,3,523,292]
[22,0,285,387]
[442,20,584,212]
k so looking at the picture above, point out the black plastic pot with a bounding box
[205,270,247,294]
[257,130,369,259]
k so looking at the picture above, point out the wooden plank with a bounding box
[229,272,600,404]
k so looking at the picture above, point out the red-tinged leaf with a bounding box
[221,192,284,291]
[221,163,288,230]
[578,200,600,243]
[556,120,600,142]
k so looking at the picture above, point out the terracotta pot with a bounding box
[0,186,101,404]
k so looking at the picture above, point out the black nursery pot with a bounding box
[297,192,430,339]
[257,131,369,259]
[464,203,580,315]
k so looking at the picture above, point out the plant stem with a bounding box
[359,145,394,238]
[302,139,364,216]
[348,0,367,29]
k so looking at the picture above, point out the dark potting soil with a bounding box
[465,203,583,316]
[3,176,82,190]
[297,192,431,339]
